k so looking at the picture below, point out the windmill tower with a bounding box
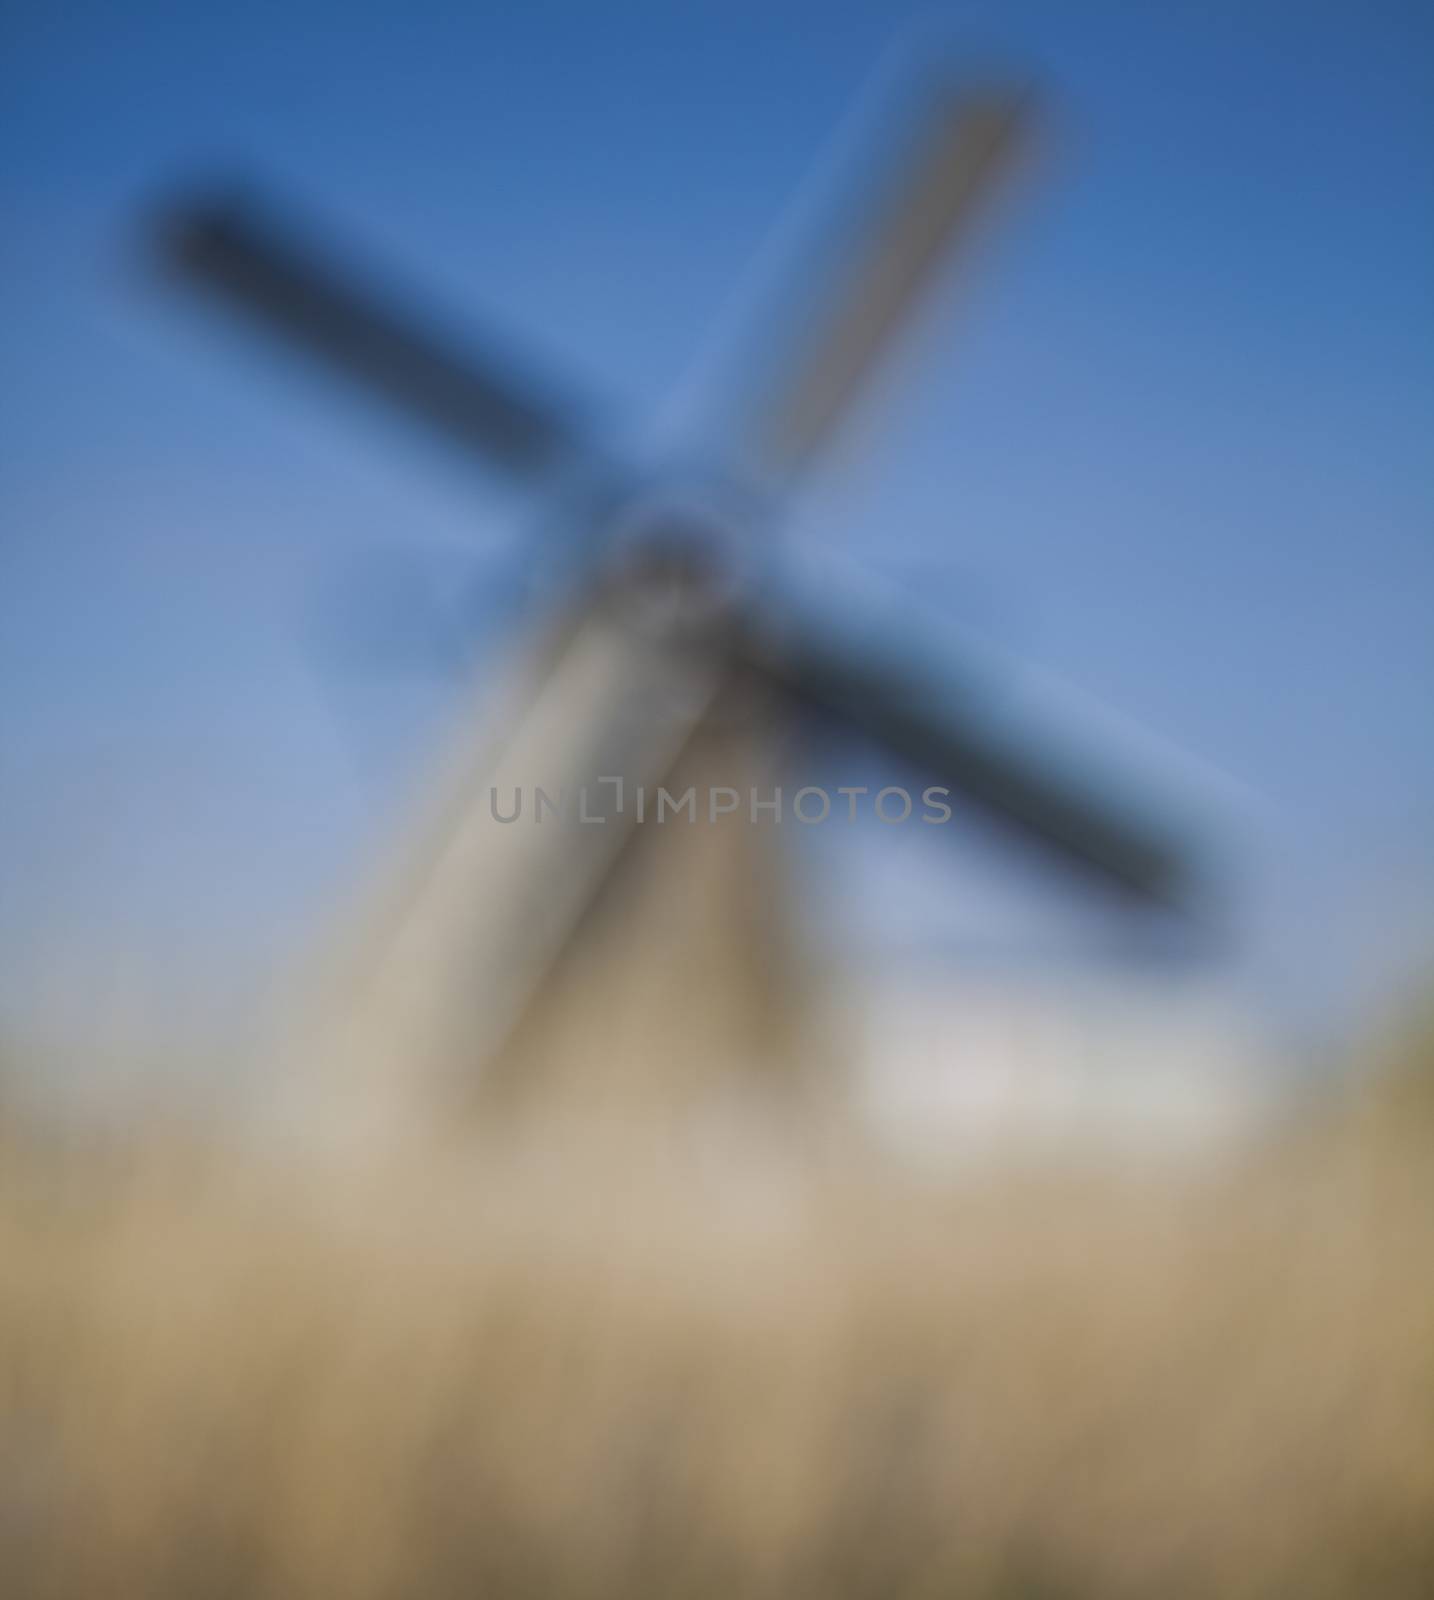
[153,69,1195,1141]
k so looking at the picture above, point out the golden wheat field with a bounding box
[2,1032,1433,1600]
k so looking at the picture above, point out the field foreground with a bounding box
[2,1050,1433,1599]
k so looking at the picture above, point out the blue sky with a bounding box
[1,0,1431,1050]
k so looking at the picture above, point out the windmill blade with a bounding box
[738,612,1190,906]
[308,603,726,1093]
[152,189,592,482]
[737,81,1033,483]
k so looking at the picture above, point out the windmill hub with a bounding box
[596,489,751,642]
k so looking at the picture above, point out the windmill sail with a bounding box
[734,83,1033,482]
[155,192,593,482]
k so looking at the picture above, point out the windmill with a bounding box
[151,66,1198,1136]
